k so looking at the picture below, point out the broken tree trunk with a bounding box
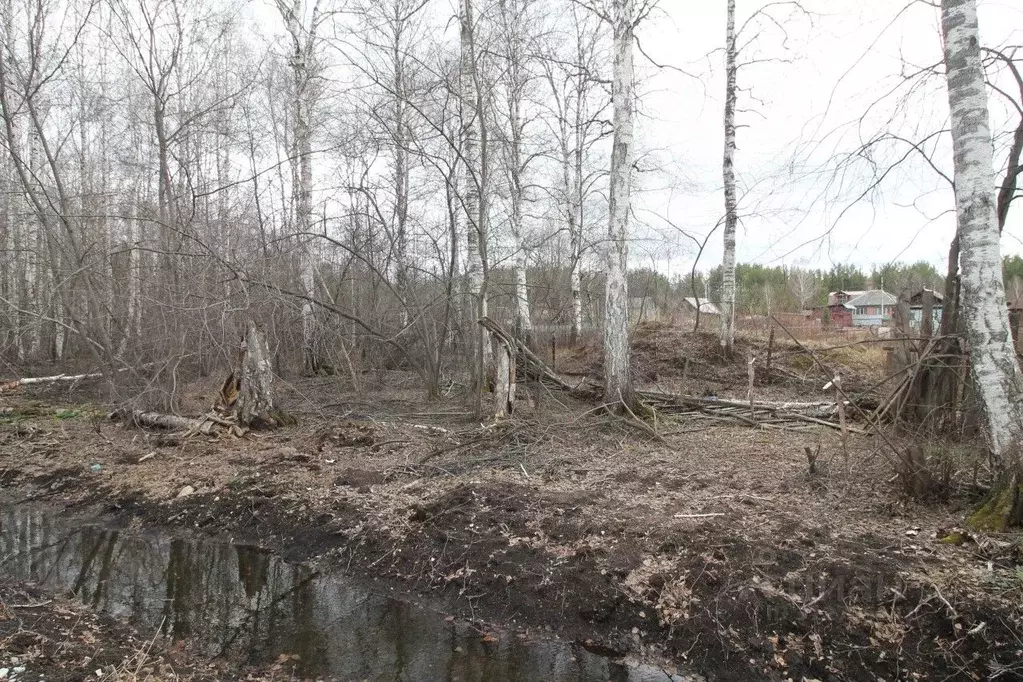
[493,341,515,419]
[236,320,286,429]
[113,323,288,441]
[480,317,575,392]
[921,289,935,339]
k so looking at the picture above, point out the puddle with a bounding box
[0,502,693,681]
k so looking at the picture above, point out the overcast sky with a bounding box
[635,0,1023,276]
[247,0,1022,277]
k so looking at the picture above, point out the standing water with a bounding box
[0,502,692,681]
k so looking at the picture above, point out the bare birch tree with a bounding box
[720,0,738,354]
[498,0,533,346]
[941,0,1023,468]
[275,0,327,375]
[0,0,116,374]
[603,0,635,408]
[460,0,492,401]
[541,5,607,346]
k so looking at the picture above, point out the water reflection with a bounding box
[0,503,692,681]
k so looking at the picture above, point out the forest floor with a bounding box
[1,323,1022,681]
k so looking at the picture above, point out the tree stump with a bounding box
[236,320,287,429]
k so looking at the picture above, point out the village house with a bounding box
[847,290,897,327]
[816,290,862,327]
[816,289,896,328]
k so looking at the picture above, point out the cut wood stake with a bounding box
[833,374,849,469]
[747,350,756,419]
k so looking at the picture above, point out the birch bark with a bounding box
[603,0,635,408]
[942,0,1023,463]
[720,0,738,354]
[501,0,532,346]
[276,0,321,375]
[460,0,492,390]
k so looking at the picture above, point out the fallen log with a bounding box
[114,409,246,444]
[0,372,103,393]
[640,393,844,418]
[0,361,168,394]
[127,410,202,431]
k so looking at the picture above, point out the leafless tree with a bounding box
[941,0,1023,471]
[602,0,635,409]
[274,0,332,375]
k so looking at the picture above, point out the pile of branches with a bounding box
[479,317,856,432]
[872,335,968,427]
[637,391,861,432]
[869,291,980,439]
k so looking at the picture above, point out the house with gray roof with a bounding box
[845,289,896,327]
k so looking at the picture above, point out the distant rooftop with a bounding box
[845,290,897,308]
[683,297,721,315]
[827,290,866,306]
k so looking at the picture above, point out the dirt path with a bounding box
[1,367,1022,680]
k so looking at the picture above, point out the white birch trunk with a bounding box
[603,0,635,407]
[392,10,410,328]
[28,129,42,359]
[720,0,738,354]
[565,128,583,344]
[460,0,492,384]
[510,140,532,347]
[502,0,532,346]
[446,136,461,349]
[514,252,531,341]
[493,344,511,418]
[571,256,583,341]
[297,56,317,376]
[554,67,585,344]
[942,0,1023,462]
[277,0,320,375]
[570,57,587,345]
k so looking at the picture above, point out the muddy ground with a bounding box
[1,325,1022,681]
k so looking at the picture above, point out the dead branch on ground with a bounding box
[480,316,867,433]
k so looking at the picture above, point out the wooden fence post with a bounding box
[921,289,934,339]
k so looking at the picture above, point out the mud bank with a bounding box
[1,372,1022,680]
[1,500,683,681]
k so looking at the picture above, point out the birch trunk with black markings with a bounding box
[942,0,1023,473]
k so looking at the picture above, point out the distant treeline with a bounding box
[623,258,1023,318]
[626,261,964,317]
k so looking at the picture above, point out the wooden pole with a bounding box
[921,289,934,338]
